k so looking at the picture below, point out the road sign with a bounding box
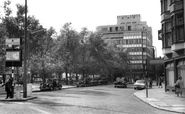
[6,51,20,61]
[5,38,20,45]
[5,49,22,67]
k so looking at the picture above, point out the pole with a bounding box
[141,30,144,79]
[23,0,27,98]
[146,32,148,98]
[142,28,148,98]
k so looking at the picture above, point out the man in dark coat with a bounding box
[2,76,13,99]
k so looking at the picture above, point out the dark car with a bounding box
[76,77,91,87]
[90,77,100,86]
[98,77,108,85]
[114,77,127,88]
[76,80,86,87]
[134,80,146,90]
[40,78,62,91]
[114,81,127,88]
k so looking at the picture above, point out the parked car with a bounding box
[76,77,91,87]
[114,76,127,88]
[98,77,108,85]
[134,80,146,90]
[76,80,86,87]
[40,78,62,91]
[114,82,127,88]
[90,77,101,86]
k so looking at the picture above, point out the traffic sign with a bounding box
[5,38,20,45]
[6,51,20,61]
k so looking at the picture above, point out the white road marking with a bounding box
[29,106,52,114]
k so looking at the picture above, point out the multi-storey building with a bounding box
[159,0,185,95]
[97,14,155,81]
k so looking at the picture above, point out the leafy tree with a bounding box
[56,23,80,85]
[30,27,56,83]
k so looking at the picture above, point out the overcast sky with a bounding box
[1,0,162,57]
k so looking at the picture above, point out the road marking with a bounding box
[29,106,52,114]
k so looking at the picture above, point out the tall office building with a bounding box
[97,14,155,80]
[159,0,185,94]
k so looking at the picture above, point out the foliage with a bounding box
[0,1,130,83]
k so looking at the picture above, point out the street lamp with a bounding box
[141,27,148,98]
[23,0,28,98]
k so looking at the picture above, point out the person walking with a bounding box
[158,77,163,88]
[175,76,183,97]
[1,76,13,99]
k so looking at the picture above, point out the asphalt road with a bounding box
[0,85,179,114]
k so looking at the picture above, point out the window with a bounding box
[115,27,118,31]
[126,40,128,44]
[128,26,131,31]
[176,26,184,41]
[171,15,175,27]
[161,0,164,13]
[176,13,184,26]
[165,22,171,32]
[110,27,112,32]
[101,27,108,32]
[120,26,124,31]
[166,33,172,47]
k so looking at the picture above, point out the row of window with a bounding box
[162,12,184,47]
[129,65,142,69]
[130,56,147,60]
[130,60,146,64]
[101,26,133,32]
[108,39,152,46]
[161,0,182,13]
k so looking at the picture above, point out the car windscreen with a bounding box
[136,80,145,83]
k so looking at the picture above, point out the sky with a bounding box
[1,0,163,57]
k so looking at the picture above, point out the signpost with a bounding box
[5,38,20,46]
[5,38,22,98]
[5,38,22,67]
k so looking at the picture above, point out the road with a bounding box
[0,85,179,114]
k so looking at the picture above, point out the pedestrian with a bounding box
[175,76,183,97]
[1,76,13,99]
[158,77,163,88]
[149,78,153,88]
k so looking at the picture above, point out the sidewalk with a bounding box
[134,85,185,113]
[0,84,76,101]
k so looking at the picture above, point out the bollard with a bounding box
[27,83,32,96]
[15,84,21,99]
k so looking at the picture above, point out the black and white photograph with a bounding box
[0,0,184,114]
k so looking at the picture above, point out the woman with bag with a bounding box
[175,76,182,97]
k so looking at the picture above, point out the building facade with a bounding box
[97,14,155,81]
[159,0,185,95]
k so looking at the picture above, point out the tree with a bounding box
[30,27,56,83]
[56,23,80,85]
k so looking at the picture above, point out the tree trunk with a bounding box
[65,67,68,85]
[76,73,78,81]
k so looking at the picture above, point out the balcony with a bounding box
[161,11,171,21]
[171,42,185,51]
[170,2,183,13]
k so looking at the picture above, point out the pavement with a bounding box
[0,83,76,101]
[134,85,185,113]
[0,83,185,113]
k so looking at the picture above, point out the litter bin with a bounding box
[15,84,21,99]
[27,83,32,96]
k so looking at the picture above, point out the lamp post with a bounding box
[23,0,28,98]
[142,28,148,98]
